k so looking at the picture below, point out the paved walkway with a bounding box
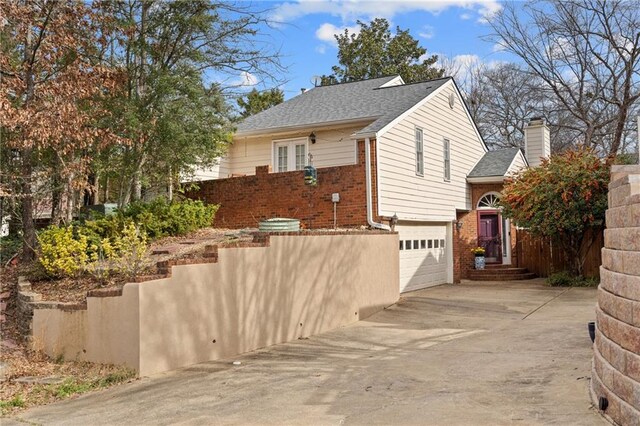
[6,279,606,425]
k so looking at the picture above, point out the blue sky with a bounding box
[239,0,516,99]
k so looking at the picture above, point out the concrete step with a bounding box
[472,267,529,275]
[468,272,537,281]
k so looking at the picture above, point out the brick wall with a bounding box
[187,140,379,229]
[453,183,518,282]
[591,165,640,425]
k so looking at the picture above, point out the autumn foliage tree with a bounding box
[500,148,609,277]
[0,1,124,260]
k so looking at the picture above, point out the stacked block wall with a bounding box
[591,165,640,425]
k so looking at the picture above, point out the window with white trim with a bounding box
[443,138,451,181]
[273,138,308,172]
[415,128,424,176]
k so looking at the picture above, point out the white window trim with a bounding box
[415,127,424,176]
[272,137,309,172]
[443,138,451,182]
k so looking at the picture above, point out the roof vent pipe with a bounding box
[365,137,391,231]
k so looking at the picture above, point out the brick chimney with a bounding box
[524,117,550,167]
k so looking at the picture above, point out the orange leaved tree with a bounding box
[500,148,609,277]
[0,1,124,260]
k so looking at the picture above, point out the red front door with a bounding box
[478,212,502,263]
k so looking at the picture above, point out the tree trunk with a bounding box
[20,148,36,261]
[167,165,173,201]
[50,166,63,226]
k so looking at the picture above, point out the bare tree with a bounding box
[489,0,640,157]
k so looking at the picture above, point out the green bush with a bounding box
[119,198,217,238]
[547,271,598,287]
[0,235,22,262]
[37,226,89,278]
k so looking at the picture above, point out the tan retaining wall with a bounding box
[591,165,640,425]
[30,232,399,376]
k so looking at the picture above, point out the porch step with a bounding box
[468,267,536,281]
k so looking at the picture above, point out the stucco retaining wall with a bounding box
[591,165,640,425]
[29,232,399,376]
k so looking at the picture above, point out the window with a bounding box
[440,239,445,248]
[443,139,451,181]
[273,138,308,172]
[399,241,404,250]
[420,240,426,249]
[405,240,412,250]
[428,240,433,248]
[415,128,424,175]
[277,145,288,172]
[434,239,439,248]
[478,193,501,209]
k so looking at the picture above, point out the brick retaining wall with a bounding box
[591,165,640,425]
[186,140,376,229]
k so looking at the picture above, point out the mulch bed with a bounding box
[24,227,253,304]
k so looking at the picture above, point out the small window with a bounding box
[415,128,424,176]
[443,139,451,181]
[399,240,404,250]
[405,240,412,250]
[277,145,288,172]
[428,240,433,249]
[434,239,439,248]
[413,240,419,249]
[420,240,426,249]
[440,239,445,248]
[295,144,306,170]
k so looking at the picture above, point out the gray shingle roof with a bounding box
[236,76,452,136]
[468,148,522,178]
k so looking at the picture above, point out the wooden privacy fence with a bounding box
[516,229,603,278]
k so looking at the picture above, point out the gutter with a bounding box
[364,137,391,231]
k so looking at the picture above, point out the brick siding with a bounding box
[453,183,518,282]
[186,140,380,229]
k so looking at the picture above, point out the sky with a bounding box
[238,0,517,99]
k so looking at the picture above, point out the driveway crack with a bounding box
[521,288,571,320]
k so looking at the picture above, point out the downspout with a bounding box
[365,137,391,231]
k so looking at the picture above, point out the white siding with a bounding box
[524,123,550,167]
[188,158,231,181]
[198,125,363,178]
[505,152,527,178]
[377,81,486,221]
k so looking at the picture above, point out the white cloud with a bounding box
[233,71,258,87]
[460,13,472,20]
[271,1,501,25]
[492,41,507,53]
[419,25,435,40]
[315,22,360,46]
[436,53,504,89]
[477,1,502,23]
[315,44,327,54]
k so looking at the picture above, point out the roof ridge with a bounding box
[374,76,452,90]
[311,74,398,88]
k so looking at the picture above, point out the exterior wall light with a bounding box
[309,132,316,144]
[455,220,464,231]
[390,213,398,231]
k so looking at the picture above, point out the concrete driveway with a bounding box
[6,279,605,425]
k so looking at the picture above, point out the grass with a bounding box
[0,395,25,413]
[1,369,136,415]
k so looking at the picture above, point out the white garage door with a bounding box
[397,223,450,293]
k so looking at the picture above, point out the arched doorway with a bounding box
[477,192,511,265]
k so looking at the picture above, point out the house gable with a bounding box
[375,79,488,221]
